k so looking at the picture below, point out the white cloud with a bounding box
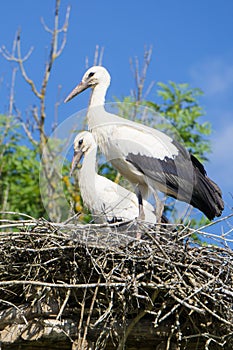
[190,57,233,97]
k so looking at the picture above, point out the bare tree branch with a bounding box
[8,67,17,116]
[1,0,71,222]
[130,45,154,102]
[85,45,105,69]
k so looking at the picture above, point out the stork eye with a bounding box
[78,139,83,146]
[88,72,95,78]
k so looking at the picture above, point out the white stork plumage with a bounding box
[65,66,224,221]
[70,131,157,224]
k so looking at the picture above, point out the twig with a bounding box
[0,280,129,289]
[117,289,159,350]
[81,276,101,347]
[56,288,71,320]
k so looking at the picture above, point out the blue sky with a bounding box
[0,1,233,235]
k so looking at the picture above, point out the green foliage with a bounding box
[98,162,118,182]
[0,115,45,218]
[187,215,210,230]
[146,81,212,162]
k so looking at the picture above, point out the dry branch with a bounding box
[1,0,71,223]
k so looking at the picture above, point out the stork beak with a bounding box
[70,150,83,176]
[64,81,90,103]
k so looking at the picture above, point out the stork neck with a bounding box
[90,84,107,107]
[79,146,98,192]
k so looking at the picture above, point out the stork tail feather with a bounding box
[191,167,224,221]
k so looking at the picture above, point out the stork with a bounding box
[65,66,224,221]
[70,131,157,225]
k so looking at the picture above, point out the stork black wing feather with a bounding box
[126,145,224,220]
[126,151,193,199]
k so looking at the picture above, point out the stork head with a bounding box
[70,131,96,175]
[64,66,111,103]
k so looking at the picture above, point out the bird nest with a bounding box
[0,212,233,350]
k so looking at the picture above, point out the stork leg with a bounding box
[153,190,164,223]
[135,187,145,220]
[135,187,145,240]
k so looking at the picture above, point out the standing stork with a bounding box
[65,66,224,221]
[70,131,157,225]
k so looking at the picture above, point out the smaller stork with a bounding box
[70,131,157,225]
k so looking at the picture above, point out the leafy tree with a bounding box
[1,0,70,222]
[147,81,211,162]
[0,115,45,218]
